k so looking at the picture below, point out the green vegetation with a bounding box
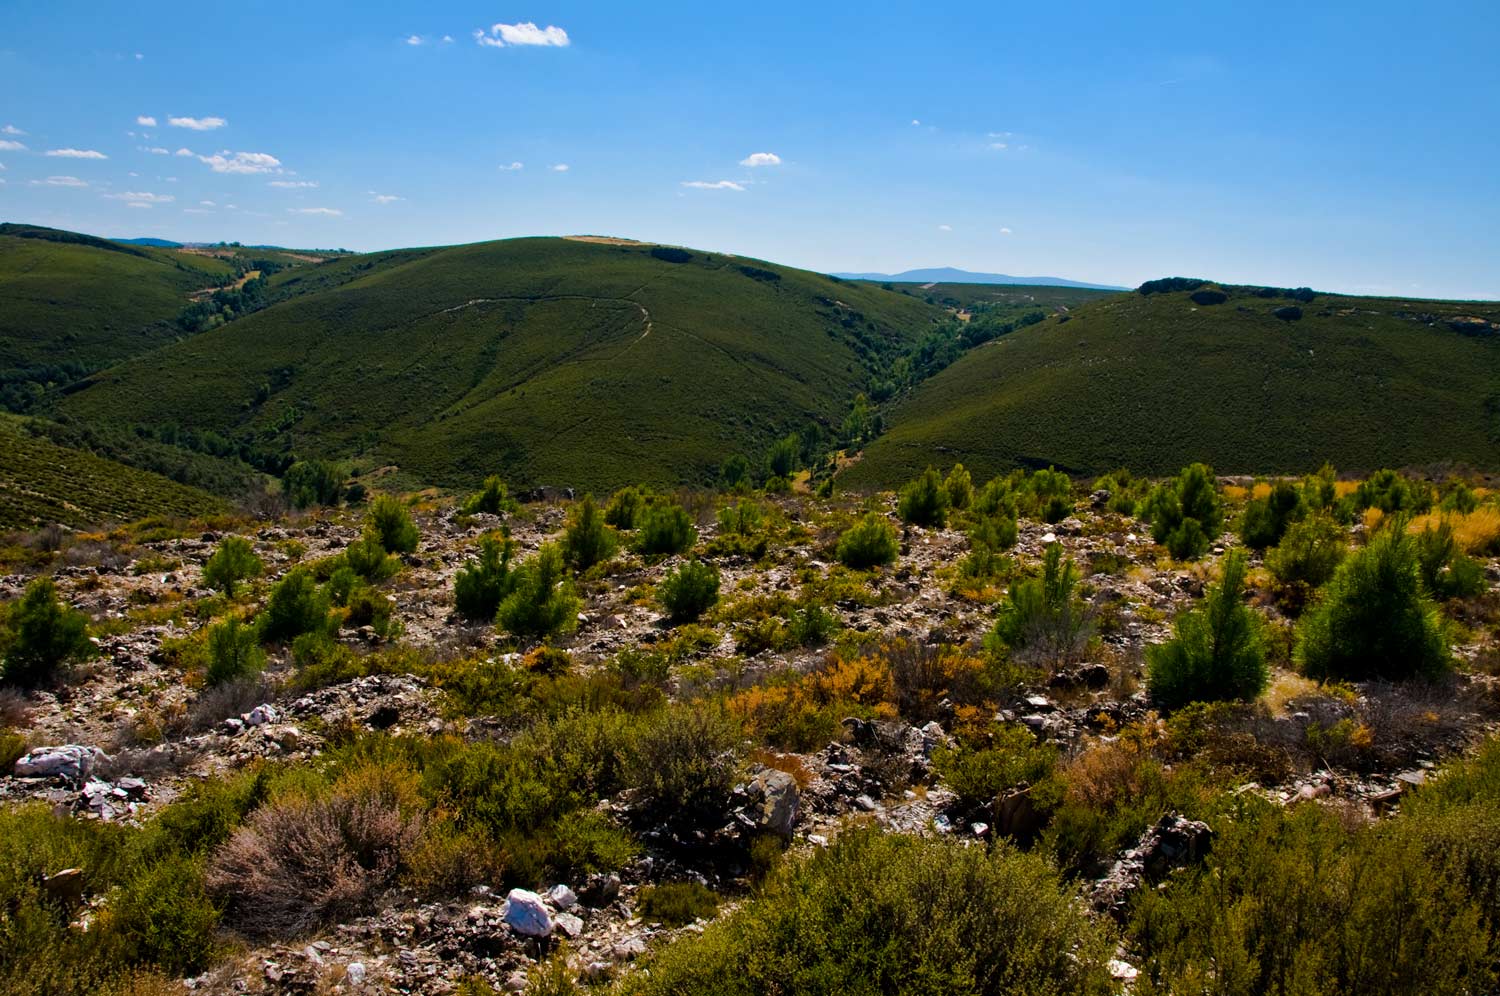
[366,494,419,554]
[637,881,721,926]
[258,568,331,644]
[845,285,1500,485]
[1266,514,1348,603]
[1239,480,1303,550]
[1295,524,1450,681]
[636,502,697,556]
[623,829,1112,996]
[560,495,617,570]
[453,535,515,621]
[836,511,899,569]
[282,459,343,509]
[0,578,91,688]
[496,544,579,640]
[201,536,263,595]
[1143,463,1222,560]
[205,617,266,687]
[657,560,721,622]
[897,466,950,527]
[1146,552,1268,710]
[991,543,1091,664]
[462,475,518,516]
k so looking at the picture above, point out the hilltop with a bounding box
[842,281,1500,486]
[56,236,947,492]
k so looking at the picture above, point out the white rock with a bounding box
[554,912,584,938]
[1108,958,1139,981]
[501,888,554,937]
[244,704,279,727]
[1041,532,1058,544]
[14,744,106,782]
[547,884,578,910]
[345,962,366,985]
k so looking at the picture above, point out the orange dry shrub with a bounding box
[1407,507,1500,555]
[728,654,898,751]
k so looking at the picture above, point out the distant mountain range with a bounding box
[116,237,183,248]
[832,266,1127,291]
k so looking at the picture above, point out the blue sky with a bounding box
[1,1,1496,298]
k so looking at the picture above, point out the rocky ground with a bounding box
[3,487,1498,994]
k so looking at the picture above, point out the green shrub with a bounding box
[453,534,516,622]
[1144,463,1222,560]
[933,724,1061,808]
[282,459,343,509]
[1413,519,1485,600]
[561,495,618,571]
[201,536,263,595]
[720,454,752,491]
[786,602,838,647]
[657,561,721,623]
[1,577,91,688]
[462,475,518,516]
[1026,466,1074,523]
[1295,525,1449,681]
[604,486,644,530]
[973,476,1020,520]
[1438,480,1480,514]
[625,705,740,824]
[1147,551,1267,709]
[344,588,401,638]
[1238,480,1303,550]
[258,568,330,643]
[898,466,950,528]
[343,533,400,581]
[496,544,580,640]
[638,881,720,926]
[325,565,359,607]
[204,617,265,687]
[1354,468,1433,514]
[765,434,800,480]
[636,503,697,556]
[622,829,1112,996]
[991,543,1091,664]
[944,463,973,510]
[367,494,419,554]
[836,512,899,569]
[109,857,222,975]
[1266,514,1347,594]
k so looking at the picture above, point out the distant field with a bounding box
[842,286,1500,486]
[0,415,225,530]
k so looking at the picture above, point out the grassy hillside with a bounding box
[842,285,1500,486]
[58,237,946,492]
[0,415,225,530]
[861,281,1116,311]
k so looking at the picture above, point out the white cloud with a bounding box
[0,140,25,151]
[442,34,454,43]
[125,201,151,208]
[682,180,745,191]
[937,224,952,231]
[183,207,212,214]
[200,200,216,206]
[475,21,570,47]
[134,52,143,60]
[739,152,781,167]
[999,227,1013,235]
[988,131,1012,138]
[989,142,1008,150]
[3,124,26,135]
[137,115,157,127]
[175,147,194,157]
[406,35,423,45]
[268,179,317,188]
[498,161,524,171]
[169,116,227,130]
[370,192,401,204]
[107,191,174,207]
[288,207,342,216]
[32,176,88,187]
[0,162,6,170]
[550,163,569,172]
[200,150,281,174]
[911,119,921,126]
[46,148,108,159]
[145,147,169,155]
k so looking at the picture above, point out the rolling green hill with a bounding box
[841,285,1500,486]
[861,281,1116,311]
[0,415,225,530]
[58,237,947,492]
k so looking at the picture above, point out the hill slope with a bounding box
[59,237,946,492]
[0,416,225,530]
[842,286,1500,485]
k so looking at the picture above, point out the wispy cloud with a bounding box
[200,200,216,207]
[31,176,89,187]
[911,119,921,126]
[550,163,569,172]
[137,115,157,127]
[200,150,281,174]
[144,147,169,155]
[406,34,423,45]
[46,148,108,159]
[682,180,745,191]
[474,21,570,47]
[183,207,212,214]
[370,192,401,204]
[105,191,175,206]
[937,224,952,231]
[288,207,342,216]
[169,116,227,130]
[442,34,454,43]
[0,140,26,151]
[498,161,524,171]
[739,152,781,167]
[268,179,317,188]
[989,142,1008,150]
[1,125,24,136]
[175,148,195,157]
[1000,227,1013,234]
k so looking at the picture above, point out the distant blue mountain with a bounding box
[832,265,1125,291]
[116,237,184,248]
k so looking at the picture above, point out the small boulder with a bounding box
[14,745,107,783]
[744,769,801,837]
[501,888,554,937]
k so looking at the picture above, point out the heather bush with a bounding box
[636,503,697,556]
[1,577,91,688]
[898,466,950,527]
[366,494,419,554]
[625,704,741,824]
[991,543,1091,664]
[836,512,899,569]
[496,544,579,640]
[933,724,1062,808]
[1295,525,1449,681]
[453,534,515,621]
[657,560,720,623]
[1147,552,1268,709]
[201,535,263,595]
[638,881,720,926]
[561,494,618,571]
[204,617,265,687]
[622,829,1113,996]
